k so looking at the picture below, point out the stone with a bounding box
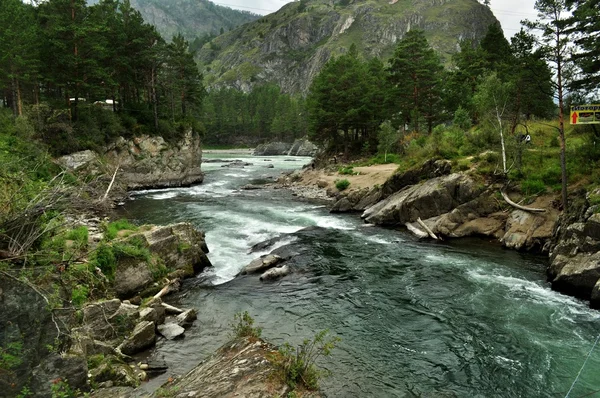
[253,141,292,156]
[113,260,154,299]
[30,353,89,397]
[118,321,156,356]
[362,173,480,226]
[591,279,600,309]
[89,356,139,388]
[176,309,197,328]
[56,150,97,170]
[149,337,320,398]
[259,265,291,281]
[241,254,284,275]
[139,307,158,323]
[157,323,185,340]
[82,299,122,341]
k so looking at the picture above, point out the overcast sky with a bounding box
[213,0,538,39]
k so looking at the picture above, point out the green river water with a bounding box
[121,154,600,398]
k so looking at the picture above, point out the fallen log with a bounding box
[406,223,428,239]
[501,190,546,213]
[417,217,440,240]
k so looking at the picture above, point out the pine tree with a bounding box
[387,30,444,134]
[565,0,600,90]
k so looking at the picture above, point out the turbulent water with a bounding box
[121,153,600,398]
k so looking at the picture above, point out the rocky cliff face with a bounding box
[87,0,259,41]
[57,130,204,192]
[253,138,319,156]
[198,0,498,93]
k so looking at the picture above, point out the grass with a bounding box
[103,219,138,240]
[335,179,350,191]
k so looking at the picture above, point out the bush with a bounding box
[335,179,350,191]
[93,243,117,279]
[271,330,340,391]
[338,166,356,175]
[231,311,262,339]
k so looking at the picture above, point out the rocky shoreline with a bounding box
[274,158,600,309]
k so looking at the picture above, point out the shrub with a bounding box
[65,226,88,246]
[92,243,117,279]
[335,179,350,191]
[271,330,340,391]
[338,166,356,175]
[231,311,262,339]
[71,284,89,307]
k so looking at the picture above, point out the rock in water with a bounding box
[259,265,290,281]
[157,323,185,340]
[241,254,284,275]
[118,321,156,355]
[176,309,197,328]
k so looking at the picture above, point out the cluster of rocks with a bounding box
[253,139,319,157]
[72,297,197,389]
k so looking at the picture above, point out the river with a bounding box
[121,153,600,398]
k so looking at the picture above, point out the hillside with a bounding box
[198,0,499,93]
[88,0,259,40]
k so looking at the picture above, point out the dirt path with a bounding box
[296,164,399,192]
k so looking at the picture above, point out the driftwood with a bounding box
[153,278,180,300]
[501,191,546,213]
[417,217,440,240]
[102,165,119,202]
[162,302,184,314]
[406,223,428,239]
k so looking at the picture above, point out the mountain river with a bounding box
[120,153,600,398]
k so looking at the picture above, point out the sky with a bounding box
[212,0,538,39]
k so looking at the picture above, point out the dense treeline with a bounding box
[307,25,556,156]
[0,0,203,154]
[202,85,308,146]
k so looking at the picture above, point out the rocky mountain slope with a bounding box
[88,0,259,40]
[198,0,499,93]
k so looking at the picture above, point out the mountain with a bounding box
[198,0,499,94]
[88,0,260,40]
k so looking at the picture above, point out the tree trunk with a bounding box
[556,31,567,208]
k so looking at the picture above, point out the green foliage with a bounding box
[0,342,23,370]
[87,354,105,370]
[92,243,117,279]
[50,378,76,398]
[453,106,472,130]
[271,330,340,391]
[335,179,350,191]
[71,284,89,307]
[338,166,357,175]
[104,219,138,240]
[521,179,547,195]
[231,311,262,339]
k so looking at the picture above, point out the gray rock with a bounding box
[83,299,122,340]
[259,265,291,281]
[118,321,156,355]
[149,338,313,398]
[157,323,185,340]
[30,353,88,397]
[89,355,139,388]
[56,150,97,170]
[362,173,480,225]
[139,307,158,323]
[241,254,284,275]
[113,260,154,299]
[253,142,292,156]
[176,309,197,328]
[591,279,600,309]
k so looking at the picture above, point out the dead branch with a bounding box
[417,217,440,240]
[102,164,119,202]
[501,190,546,213]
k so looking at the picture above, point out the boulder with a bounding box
[381,159,451,199]
[30,353,88,397]
[176,309,197,328]
[150,338,319,398]
[259,265,291,281]
[253,141,292,156]
[501,206,558,251]
[362,173,480,226]
[139,307,159,323]
[241,254,284,275]
[82,299,122,341]
[118,321,156,356]
[288,139,319,156]
[113,260,154,299]
[56,150,97,170]
[550,253,600,300]
[591,279,600,309]
[157,323,185,340]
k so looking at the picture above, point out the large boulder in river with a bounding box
[288,139,319,156]
[240,254,284,274]
[150,337,320,398]
[362,173,481,225]
[253,141,292,156]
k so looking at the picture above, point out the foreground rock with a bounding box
[57,130,204,191]
[151,337,320,398]
[241,254,284,275]
[548,193,600,307]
